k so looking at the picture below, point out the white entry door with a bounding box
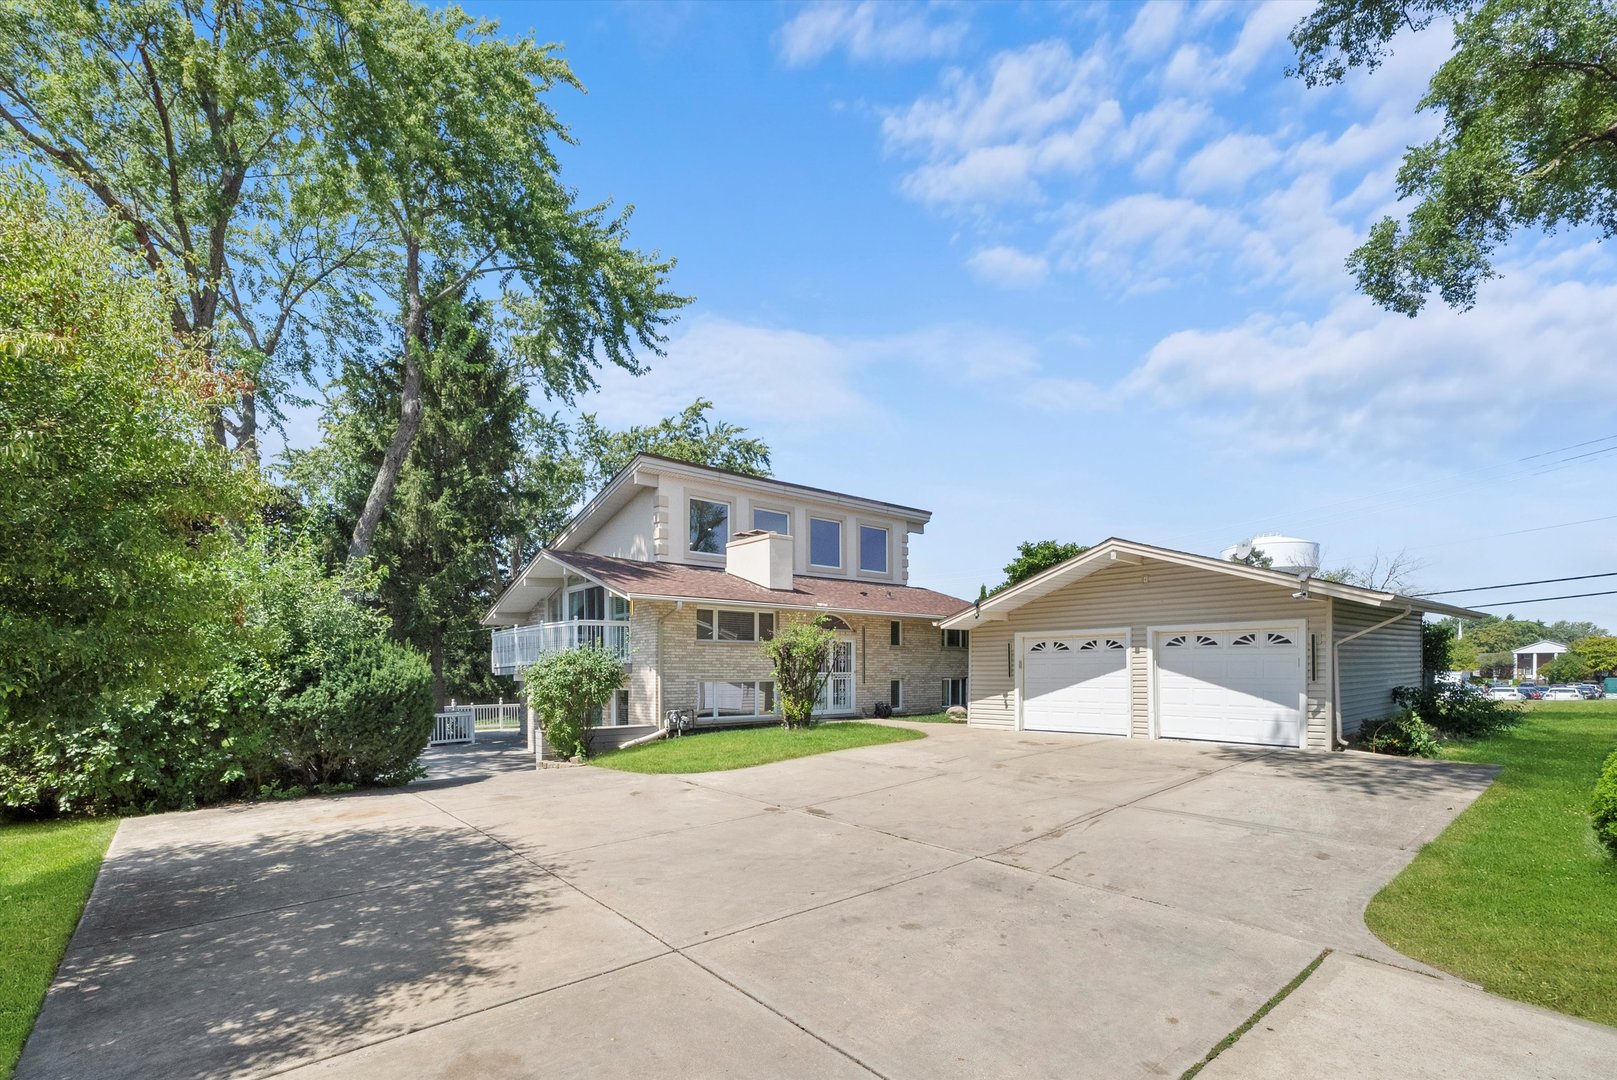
[816,638,856,715]
[1021,634,1130,735]
[1154,627,1305,747]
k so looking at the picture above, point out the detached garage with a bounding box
[942,539,1481,751]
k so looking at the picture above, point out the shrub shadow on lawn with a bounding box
[18,815,571,1080]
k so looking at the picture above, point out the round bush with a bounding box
[281,639,434,787]
[1592,749,1617,858]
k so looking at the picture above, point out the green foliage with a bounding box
[1542,652,1592,684]
[1592,749,1617,858]
[1290,0,1617,314]
[524,647,625,759]
[1449,633,1481,671]
[279,638,433,788]
[0,173,259,742]
[997,540,1091,592]
[574,398,771,488]
[762,618,838,730]
[594,723,925,774]
[1572,635,1617,674]
[1361,710,1441,757]
[1421,620,1455,677]
[1393,683,1521,739]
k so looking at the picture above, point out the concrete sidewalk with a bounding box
[17,723,1610,1079]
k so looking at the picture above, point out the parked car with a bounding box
[1543,686,1584,701]
[1517,684,1546,700]
[1576,683,1605,699]
[1488,685,1525,701]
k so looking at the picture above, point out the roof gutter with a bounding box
[1330,603,1414,751]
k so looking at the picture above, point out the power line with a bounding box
[1416,571,1617,597]
[1518,433,1617,460]
[1411,513,1617,552]
[1471,589,1617,609]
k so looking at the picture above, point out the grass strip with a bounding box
[1179,949,1331,1080]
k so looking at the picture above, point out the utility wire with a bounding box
[1471,588,1617,609]
[1416,571,1617,597]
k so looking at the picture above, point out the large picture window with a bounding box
[752,507,791,534]
[696,608,775,642]
[859,525,889,573]
[689,498,730,555]
[941,628,969,648]
[697,681,777,719]
[809,517,842,568]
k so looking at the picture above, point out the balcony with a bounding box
[490,619,630,676]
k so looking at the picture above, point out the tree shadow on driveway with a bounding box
[17,808,660,1080]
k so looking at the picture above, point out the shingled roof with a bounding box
[547,550,970,620]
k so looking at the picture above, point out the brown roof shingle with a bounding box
[547,550,970,620]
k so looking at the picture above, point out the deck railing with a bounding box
[490,619,630,675]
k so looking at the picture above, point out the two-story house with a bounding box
[482,454,971,751]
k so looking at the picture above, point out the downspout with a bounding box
[1331,603,1413,751]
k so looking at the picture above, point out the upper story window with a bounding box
[809,517,842,568]
[689,498,729,555]
[941,628,969,649]
[859,525,889,574]
[752,507,791,534]
[696,608,776,642]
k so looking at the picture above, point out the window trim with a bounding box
[858,523,890,575]
[687,495,733,558]
[695,607,775,643]
[808,516,843,569]
[751,505,792,535]
[696,680,778,720]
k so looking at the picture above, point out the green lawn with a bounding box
[897,712,965,724]
[1365,701,1617,1026]
[593,721,925,774]
[1,817,117,1079]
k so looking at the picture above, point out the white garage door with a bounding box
[1022,634,1130,735]
[1154,627,1304,747]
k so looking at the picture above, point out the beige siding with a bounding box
[576,488,656,560]
[1334,601,1422,738]
[964,561,1336,750]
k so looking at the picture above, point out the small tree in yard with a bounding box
[763,618,837,730]
[1542,653,1592,685]
[524,648,624,760]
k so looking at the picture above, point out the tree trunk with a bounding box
[238,386,259,469]
[348,241,425,563]
[429,630,445,709]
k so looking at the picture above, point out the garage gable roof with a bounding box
[937,538,1486,628]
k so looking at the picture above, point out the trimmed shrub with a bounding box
[524,647,625,759]
[1593,750,1617,858]
[762,617,836,729]
[280,639,434,787]
[1361,711,1440,758]
[1392,684,1520,739]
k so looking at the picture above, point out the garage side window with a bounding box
[941,678,967,707]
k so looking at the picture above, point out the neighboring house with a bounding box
[1513,640,1568,680]
[937,539,1482,751]
[483,455,970,751]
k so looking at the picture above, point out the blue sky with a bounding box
[300,0,1617,629]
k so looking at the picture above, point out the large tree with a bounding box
[313,0,689,562]
[0,0,378,460]
[996,540,1091,593]
[573,398,772,488]
[0,175,257,735]
[1291,0,1617,314]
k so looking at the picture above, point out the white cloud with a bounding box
[1162,0,1300,93]
[1124,2,1183,59]
[966,244,1050,288]
[1119,260,1617,453]
[777,1,969,68]
[1178,132,1281,194]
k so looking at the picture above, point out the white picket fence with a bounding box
[428,700,524,747]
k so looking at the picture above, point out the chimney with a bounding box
[726,529,793,590]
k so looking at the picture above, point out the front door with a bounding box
[816,637,856,716]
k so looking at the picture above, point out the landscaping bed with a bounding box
[1,817,117,1078]
[1364,701,1617,1027]
[592,722,924,774]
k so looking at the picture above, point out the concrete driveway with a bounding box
[18,724,1615,1079]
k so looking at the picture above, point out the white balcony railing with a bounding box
[491,620,630,676]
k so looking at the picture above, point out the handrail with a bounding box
[491,619,631,675]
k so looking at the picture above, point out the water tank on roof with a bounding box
[1219,535,1320,576]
